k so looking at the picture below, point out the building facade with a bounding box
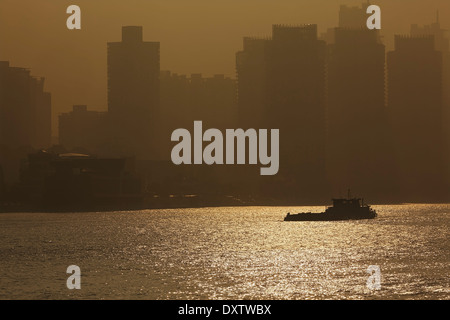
[59,105,109,154]
[107,26,160,160]
[0,61,51,150]
[236,25,328,201]
[387,35,447,201]
[327,28,393,200]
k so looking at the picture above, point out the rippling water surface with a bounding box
[0,204,448,299]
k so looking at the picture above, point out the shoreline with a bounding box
[1,197,450,214]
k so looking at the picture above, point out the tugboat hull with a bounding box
[284,193,377,221]
[284,211,376,221]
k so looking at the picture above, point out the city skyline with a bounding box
[1,1,450,205]
[1,0,450,132]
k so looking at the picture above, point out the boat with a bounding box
[284,191,377,221]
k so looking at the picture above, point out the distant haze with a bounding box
[1,0,449,134]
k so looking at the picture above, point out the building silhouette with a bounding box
[0,61,51,150]
[107,26,160,160]
[0,61,51,186]
[19,151,142,211]
[160,71,237,159]
[268,24,327,200]
[158,71,239,195]
[411,15,450,187]
[236,37,271,129]
[59,105,109,154]
[327,28,394,200]
[411,13,449,52]
[159,71,189,154]
[339,2,370,29]
[189,73,237,130]
[387,35,447,201]
[321,2,381,45]
[236,25,327,201]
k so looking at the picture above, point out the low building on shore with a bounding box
[19,151,143,211]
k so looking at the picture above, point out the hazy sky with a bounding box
[1,0,449,135]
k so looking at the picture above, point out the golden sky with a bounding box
[1,0,449,135]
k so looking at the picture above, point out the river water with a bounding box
[0,204,448,299]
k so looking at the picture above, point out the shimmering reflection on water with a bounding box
[0,204,448,299]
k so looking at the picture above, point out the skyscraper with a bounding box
[236,37,271,129]
[387,35,447,201]
[335,2,381,44]
[327,28,393,200]
[107,26,160,160]
[0,61,51,149]
[267,24,327,200]
[236,25,328,201]
[411,15,450,187]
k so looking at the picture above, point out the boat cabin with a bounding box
[332,198,362,208]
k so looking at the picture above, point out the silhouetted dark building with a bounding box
[327,28,393,200]
[411,13,449,52]
[236,37,271,129]
[267,24,327,200]
[189,73,237,130]
[335,2,381,44]
[107,26,160,160]
[411,16,450,185]
[20,151,142,210]
[59,105,109,154]
[0,61,51,187]
[160,71,189,126]
[0,61,51,149]
[160,71,237,159]
[387,35,447,201]
[236,25,328,201]
[339,2,370,29]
